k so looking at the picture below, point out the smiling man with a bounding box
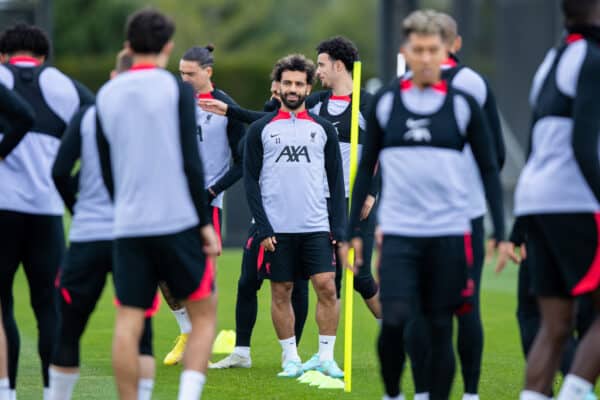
[243,54,347,379]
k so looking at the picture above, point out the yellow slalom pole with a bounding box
[344,61,362,393]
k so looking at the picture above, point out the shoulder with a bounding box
[0,64,14,88]
[248,111,279,135]
[450,66,487,106]
[212,88,238,106]
[306,90,329,107]
[556,39,589,96]
[309,112,335,131]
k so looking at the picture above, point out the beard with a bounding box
[280,91,306,110]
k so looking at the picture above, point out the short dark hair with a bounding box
[126,8,175,54]
[272,54,316,85]
[315,36,359,72]
[181,44,215,67]
[562,0,600,24]
[0,23,50,58]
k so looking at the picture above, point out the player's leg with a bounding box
[405,315,430,398]
[0,306,9,400]
[49,241,111,400]
[291,278,309,344]
[555,213,600,400]
[457,216,485,398]
[377,235,421,399]
[138,315,156,400]
[22,214,64,398]
[112,236,157,400]
[356,205,381,318]
[159,281,190,366]
[0,211,25,396]
[211,225,260,369]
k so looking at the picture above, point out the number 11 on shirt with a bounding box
[344,60,362,393]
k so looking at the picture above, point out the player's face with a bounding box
[270,80,281,100]
[179,59,212,93]
[279,70,311,111]
[316,53,336,88]
[403,33,445,86]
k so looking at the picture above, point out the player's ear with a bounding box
[453,35,463,53]
[206,66,213,78]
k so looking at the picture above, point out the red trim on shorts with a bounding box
[246,235,254,250]
[265,262,271,274]
[61,288,72,305]
[572,213,600,296]
[188,257,215,301]
[464,233,474,267]
[257,245,265,271]
[9,56,41,66]
[566,33,584,44]
[212,207,222,244]
[144,293,161,317]
[54,268,61,288]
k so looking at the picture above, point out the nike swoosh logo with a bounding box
[270,134,280,137]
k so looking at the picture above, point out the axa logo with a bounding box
[404,118,432,142]
[275,145,311,163]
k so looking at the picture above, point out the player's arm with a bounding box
[227,105,267,124]
[482,83,506,169]
[52,106,87,214]
[208,95,246,198]
[348,92,384,237]
[464,94,505,242]
[572,50,600,204]
[178,81,211,227]
[0,84,35,160]
[243,120,274,242]
[322,120,347,242]
[361,92,382,200]
[72,79,96,107]
[95,112,114,200]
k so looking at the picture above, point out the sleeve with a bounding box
[95,112,114,200]
[263,98,281,112]
[509,217,527,245]
[482,83,506,169]
[243,120,274,241]
[322,119,347,241]
[572,50,600,204]
[368,164,382,197]
[52,107,86,214]
[361,91,381,197]
[464,95,505,242]
[0,84,35,158]
[305,92,323,109]
[209,96,246,196]
[226,104,267,124]
[348,91,385,238]
[178,81,210,226]
[72,79,96,107]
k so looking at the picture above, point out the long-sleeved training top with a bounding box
[0,83,35,158]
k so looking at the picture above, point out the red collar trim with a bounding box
[566,33,584,44]
[197,92,214,99]
[271,109,314,122]
[129,63,157,71]
[400,79,448,93]
[9,56,41,66]
[329,95,351,102]
[442,57,458,68]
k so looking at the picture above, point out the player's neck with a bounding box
[331,75,353,97]
[197,84,213,95]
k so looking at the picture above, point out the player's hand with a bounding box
[375,226,383,247]
[198,98,228,116]
[200,225,220,257]
[261,236,277,252]
[360,195,376,220]
[336,242,354,273]
[484,238,496,264]
[494,241,514,274]
[351,237,364,272]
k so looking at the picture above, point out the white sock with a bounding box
[0,378,9,400]
[177,370,206,400]
[318,335,336,362]
[462,394,480,400]
[279,337,300,365]
[520,390,552,400]
[138,378,154,400]
[383,394,404,400]
[43,388,50,400]
[415,393,430,400]
[233,346,250,358]
[172,308,192,335]
[9,389,15,400]
[49,369,79,400]
[557,374,593,400]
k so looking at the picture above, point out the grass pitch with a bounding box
[10,250,557,399]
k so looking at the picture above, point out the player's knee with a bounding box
[312,277,336,302]
[354,275,378,299]
[271,282,293,305]
[541,317,573,342]
[381,300,411,328]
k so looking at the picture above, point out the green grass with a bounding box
[8,252,560,399]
